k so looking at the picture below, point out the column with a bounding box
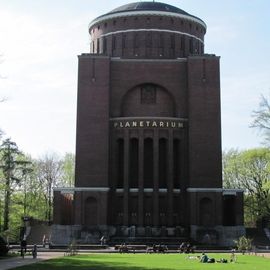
[74,191,83,225]
[167,130,174,226]
[138,130,144,226]
[123,129,129,226]
[111,136,117,190]
[153,130,159,226]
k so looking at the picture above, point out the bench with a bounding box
[64,248,78,256]
[17,249,33,257]
[64,244,78,257]
[146,245,168,253]
[178,246,195,253]
[115,244,147,253]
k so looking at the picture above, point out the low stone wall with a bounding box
[50,225,116,245]
[50,225,82,245]
[190,225,246,246]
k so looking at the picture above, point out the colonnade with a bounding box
[111,128,184,227]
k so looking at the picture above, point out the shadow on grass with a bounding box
[11,255,177,270]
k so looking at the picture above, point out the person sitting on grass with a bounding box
[200,253,208,263]
[200,253,216,263]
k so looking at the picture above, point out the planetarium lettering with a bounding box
[113,120,184,129]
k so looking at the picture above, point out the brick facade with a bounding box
[52,1,244,246]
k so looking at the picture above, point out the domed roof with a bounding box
[90,1,206,29]
[109,1,190,16]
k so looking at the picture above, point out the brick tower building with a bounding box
[53,1,245,246]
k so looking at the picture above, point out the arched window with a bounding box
[146,32,152,48]
[201,43,204,54]
[92,41,95,53]
[103,37,107,53]
[122,34,126,48]
[134,33,139,48]
[121,83,175,117]
[189,38,194,54]
[159,33,164,55]
[181,36,185,51]
[141,84,156,104]
[97,38,100,54]
[170,34,175,49]
[112,36,116,50]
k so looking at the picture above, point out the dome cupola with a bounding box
[89,1,206,58]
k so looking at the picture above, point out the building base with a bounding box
[50,224,189,245]
[190,225,246,247]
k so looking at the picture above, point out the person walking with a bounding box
[20,238,27,258]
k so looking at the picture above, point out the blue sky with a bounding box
[0,0,270,157]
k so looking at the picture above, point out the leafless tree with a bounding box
[35,153,63,223]
[251,94,270,145]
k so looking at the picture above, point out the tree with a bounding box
[251,94,270,145]
[20,163,34,217]
[35,153,62,223]
[60,153,75,187]
[223,149,241,189]
[0,139,31,231]
[223,148,270,226]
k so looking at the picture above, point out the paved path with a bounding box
[0,252,64,270]
[254,252,270,258]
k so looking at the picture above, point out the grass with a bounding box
[11,253,270,270]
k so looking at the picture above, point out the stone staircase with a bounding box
[26,224,51,245]
[109,236,189,246]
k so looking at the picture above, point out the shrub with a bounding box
[234,236,252,254]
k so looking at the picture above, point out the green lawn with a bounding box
[12,253,270,270]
